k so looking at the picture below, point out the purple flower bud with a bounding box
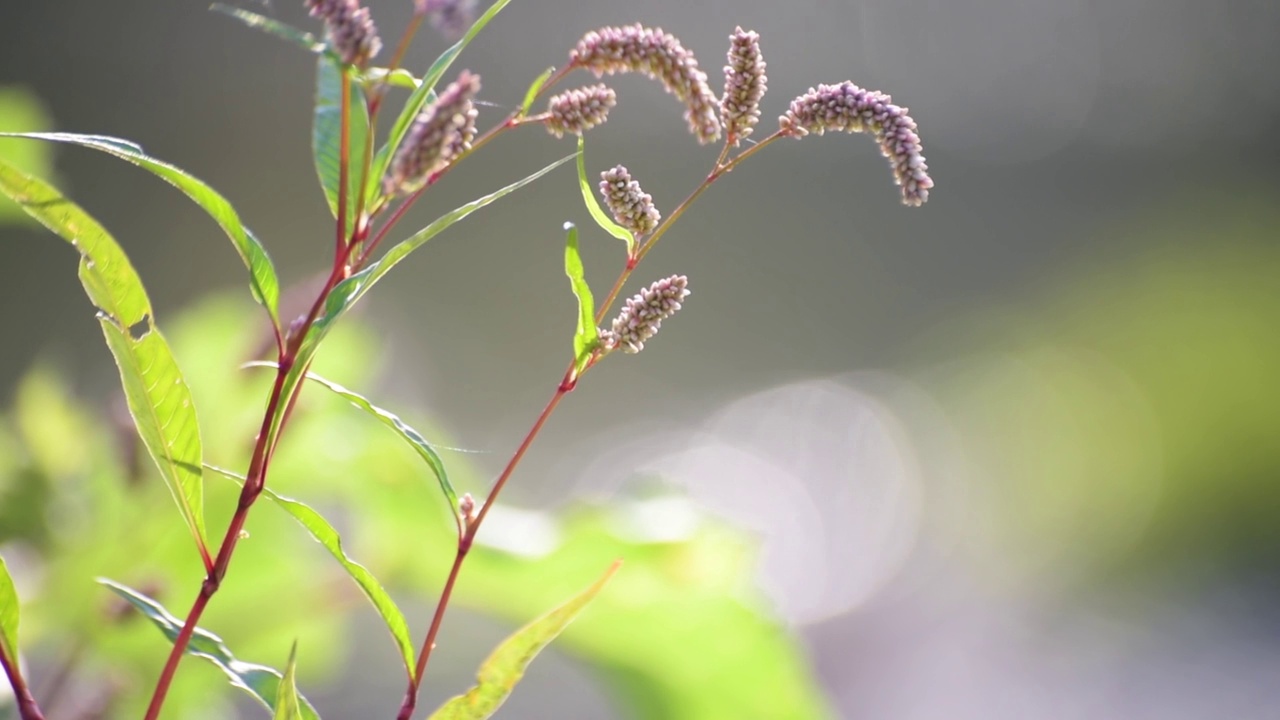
[720,27,767,146]
[600,275,690,355]
[305,0,381,67]
[545,84,618,138]
[384,71,481,195]
[599,165,660,236]
[570,24,721,144]
[780,81,933,206]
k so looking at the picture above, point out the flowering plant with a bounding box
[0,2,930,718]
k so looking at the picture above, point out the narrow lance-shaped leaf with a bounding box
[0,554,20,669]
[366,0,513,202]
[98,579,322,720]
[0,158,208,562]
[260,155,575,476]
[575,136,633,253]
[273,642,305,720]
[0,132,281,329]
[427,561,622,720]
[305,373,457,517]
[563,222,599,373]
[205,464,418,682]
[210,4,330,57]
[314,57,371,231]
[520,67,556,118]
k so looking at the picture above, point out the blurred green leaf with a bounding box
[520,67,555,118]
[314,57,371,230]
[365,67,421,90]
[576,136,634,253]
[0,131,281,329]
[211,5,328,57]
[273,642,304,720]
[99,579,322,720]
[0,86,55,225]
[367,0,513,203]
[0,158,208,562]
[206,463,418,683]
[428,561,620,720]
[0,554,19,666]
[303,372,457,522]
[563,222,599,373]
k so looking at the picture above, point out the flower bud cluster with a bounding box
[570,24,721,144]
[384,71,481,195]
[780,81,932,205]
[600,275,690,354]
[305,0,381,67]
[720,27,767,145]
[545,85,618,138]
[416,0,478,40]
[599,166,660,236]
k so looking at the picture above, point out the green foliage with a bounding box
[0,554,19,667]
[273,642,305,720]
[0,158,209,562]
[0,86,55,225]
[520,68,556,118]
[211,5,328,57]
[428,562,620,720]
[208,463,417,683]
[100,579,322,719]
[313,58,371,228]
[563,222,600,373]
[576,137,634,253]
[0,131,282,328]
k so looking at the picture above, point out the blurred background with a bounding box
[2,0,1279,717]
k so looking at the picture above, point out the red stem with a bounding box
[1,645,44,720]
[395,372,573,719]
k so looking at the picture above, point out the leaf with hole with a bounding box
[576,136,634,254]
[314,57,371,232]
[0,158,208,563]
[99,579,322,719]
[563,223,599,373]
[427,562,620,720]
[0,132,281,329]
[367,0,513,203]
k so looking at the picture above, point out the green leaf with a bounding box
[98,579,322,719]
[364,67,421,90]
[0,131,281,329]
[0,158,208,560]
[427,562,620,720]
[563,222,599,373]
[0,554,19,666]
[313,57,371,231]
[273,642,304,720]
[520,67,556,118]
[302,154,575,361]
[0,87,56,226]
[367,0,513,203]
[302,373,456,518]
[575,136,634,253]
[210,4,329,57]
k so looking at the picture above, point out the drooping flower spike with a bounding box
[545,85,618,138]
[570,24,722,144]
[780,81,933,206]
[599,275,690,354]
[599,165,661,237]
[384,71,481,195]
